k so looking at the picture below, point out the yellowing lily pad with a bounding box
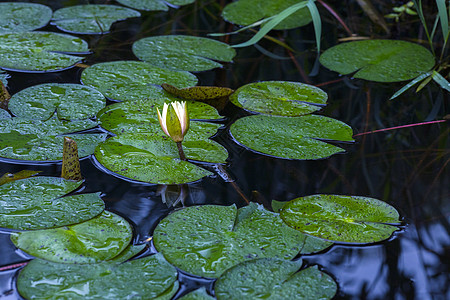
[162,83,234,100]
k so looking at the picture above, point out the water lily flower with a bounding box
[157,101,190,143]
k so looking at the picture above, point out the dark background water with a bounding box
[0,0,448,299]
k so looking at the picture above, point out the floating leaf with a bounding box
[0,2,52,33]
[52,4,140,34]
[222,0,312,30]
[0,177,104,230]
[9,83,106,121]
[117,0,195,11]
[109,244,147,263]
[230,114,354,160]
[179,287,215,300]
[0,71,8,85]
[162,83,234,100]
[17,253,178,300]
[215,259,337,300]
[81,60,198,101]
[0,32,89,72]
[230,81,327,116]
[319,40,435,82]
[11,211,132,264]
[132,35,236,72]
[0,170,41,186]
[61,137,82,181]
[280,194,402,243]
[153,203,308,278]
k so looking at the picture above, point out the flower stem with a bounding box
[176,141,187,161]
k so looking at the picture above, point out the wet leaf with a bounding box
[0,2,52,33]
[81,60,198,101]
[117,0,195,12]
[162,83,234,100]
[108,244,147,263]
[52,4,140,34]
[0,170,41,186]
[215,259,337,300]
[230,81,327,116]
[0,71,8,85]
[132,35,236,72]
[61,137,82,181]
[280,194,402,243]
[9,83,106,121]
[0,32,89,72]
[179,287,215,300]
[17,253,178,300]
[0,177,104,230]
[319,40,435,82]
[230,114,354,160]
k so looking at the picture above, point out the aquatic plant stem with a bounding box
[214,164,250,204]
[0,262,28,271]
[353,120,448,137]
[176,142,187,161]
[317,0,353,36]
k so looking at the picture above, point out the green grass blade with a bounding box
[412,0,434,54]
[431,70,450,92]
[390,71,432,100]
[436,0,449,43]
[208,17,274,37]
[307,0,322,53]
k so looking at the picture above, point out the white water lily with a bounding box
[157,101,190,143]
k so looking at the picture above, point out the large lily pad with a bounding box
[0,177,104,231]
[222,0,312,30]
[52,4,141,34]
[179,288,215,300]
[215,258,337,300]
[0,2,52,33]
[17,253,178,300]
[9,83,106,121]
[230,81,327,116]
[94,132,227,184]
[81,60,198,101]
[0,32,89,72]
[280,195,402,243]
[0,117,107,161]
[11,211,132,264]
[230,114,354,160]
[153,203,309,278]
[132,35,236,72]
[117,0,195,11]
[319,40,435,82]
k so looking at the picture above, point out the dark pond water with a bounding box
[0,0,449,299]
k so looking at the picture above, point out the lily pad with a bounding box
[52,4,141,34]
[230,114,354,160]
[0,170,41,186]
[81,60,198,101]
[94,132,227,184]
[0,177,104,231]
[0,117,107,161]
[0,31,89,72]
[179,287,215,300]
[0,71,8,85]
[215,258,337,300]
[0,2,52,33]
[319,40,435,82]
[9,83,106,121]
[17,253,178,300]
[222,0,312,30]
[280,194,402,243]
[153,203,308,278]
[230,81,327,116]
[132,35,236,72]
[109,244,147,263]
[117,0,195,11]
[11,211,132,264]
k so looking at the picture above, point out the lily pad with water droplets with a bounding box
[81,60,198,101]
[132,35,236,72]
[162,83,234,100]
[0,71,8,86]
[9,83,106,121]
[117,0,195,12]
[179,287,215,300]
[319,40,435,82]
[0,32,89,72]
[230,81,327,116]
[0,2,52,33]
[17,253,178,300]
[0,177,104,231]
[52,4,141,34]
[230,114,354,160]
[280,194,402,244]
[215,259,337,300]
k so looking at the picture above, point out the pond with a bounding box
[0,0,448,299]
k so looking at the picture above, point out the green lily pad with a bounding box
[9,83,106,121]
[132,35,236,72]
[117,0,195,11]
[230,81,327,116]
[17,253,178,300]
[0,31,89,72]
[153,203,308,278]
[0,117,107,161]
[94,132,227,184]
[109,244,147,263]
[215,259,337,300]
[81,60,198,101]
[0,108,10,119]
[280,194,402,243]
[0,2,52,33]
[222,0,312,30]
[0,177,104,231]
[179,287,215,300]
[52,4,140,34]
[11,211,132,264]
[230,114,354,160]
[319,40,435,82]
[0,71,8,85]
